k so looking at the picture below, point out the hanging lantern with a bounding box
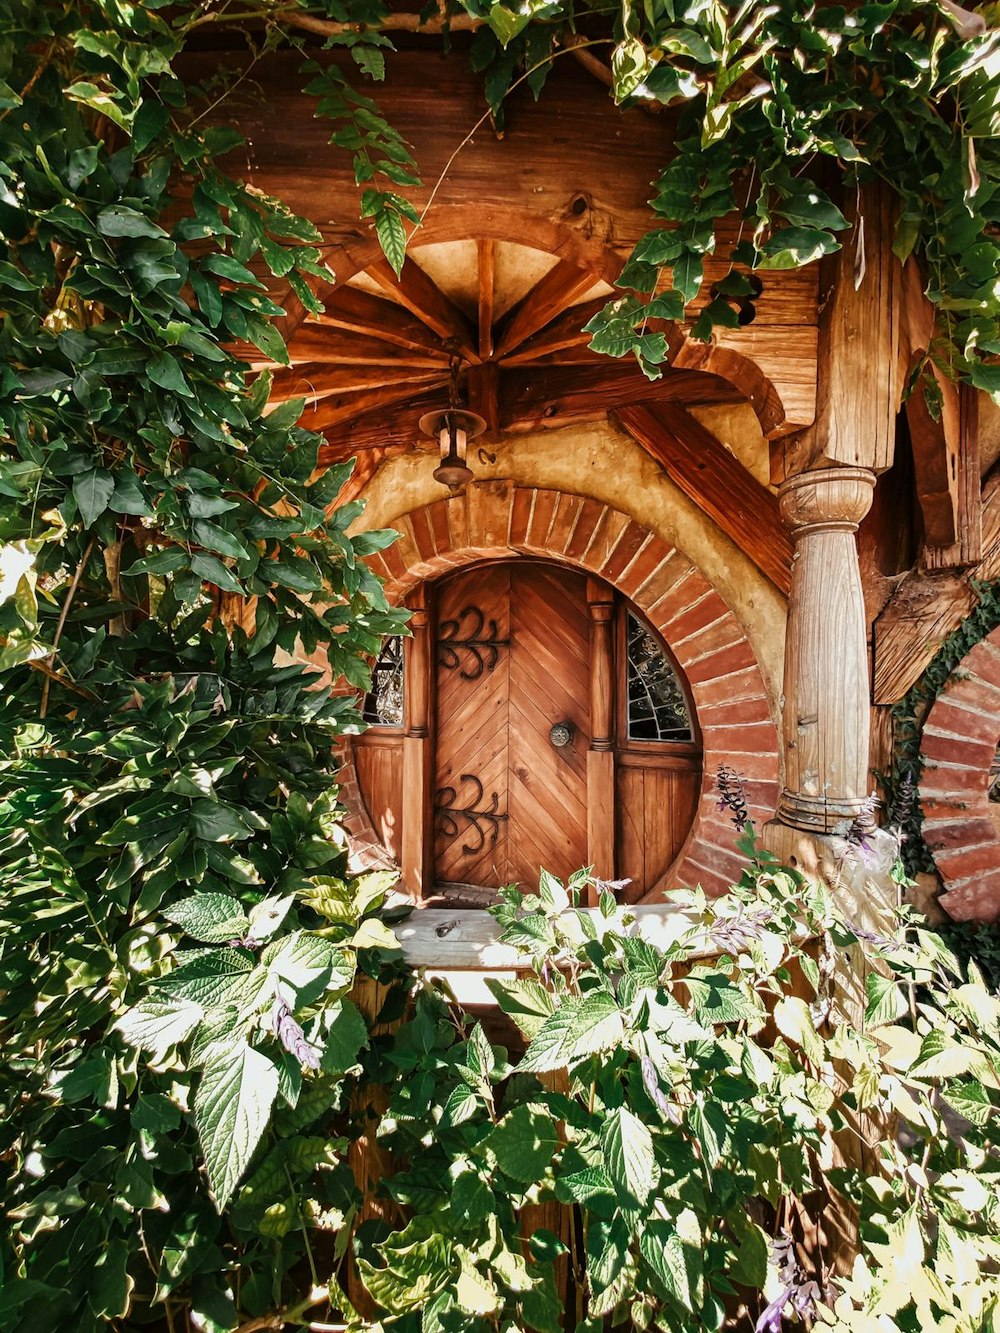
[419,407,487,493]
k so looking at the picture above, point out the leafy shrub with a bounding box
[9,834,997,1331]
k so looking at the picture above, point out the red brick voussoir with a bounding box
[919,627,1000,923]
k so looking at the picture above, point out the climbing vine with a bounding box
[3,2,1000,1331]
[886,580,1000,877]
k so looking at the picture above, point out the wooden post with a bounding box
[586,580,615,900]
[775,467,876,835]
[401,587,434,898]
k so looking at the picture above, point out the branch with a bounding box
[233,1287,332,1333]
[277,5,483,37]
[39,537,96,719]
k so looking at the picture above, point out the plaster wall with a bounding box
[349,418,787,715]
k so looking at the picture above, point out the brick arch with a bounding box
[919,628,1000,923]
[344,480,781,898]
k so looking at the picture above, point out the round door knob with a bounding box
[549,721,575,748]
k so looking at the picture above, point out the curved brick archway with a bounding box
[919,628,1000,923]
[343,480,781,898]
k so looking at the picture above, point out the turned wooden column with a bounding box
[586,580,616,899]
[776,467,876,834]
[401,588,434,897]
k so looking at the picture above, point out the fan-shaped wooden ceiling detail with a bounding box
[255,239,789,465]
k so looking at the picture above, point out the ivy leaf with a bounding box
[73,470,115,527]
[601,1105,659,1206]
[195,1043,280,1209]
[96,204,166,238]
[192,519,250,561]
[162,893,250,945]
[376,207,408,278]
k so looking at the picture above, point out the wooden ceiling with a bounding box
[246,238,778,474]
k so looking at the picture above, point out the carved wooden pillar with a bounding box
[401,587,434,898]
[775,467,876,834]
[586,580,616,901]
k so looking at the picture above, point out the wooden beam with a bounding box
[317,387,449,463]
[311,286,449,356]
[366,258,480,363]
[477,239,495,361]
[873,448,995,703]
[906,366,961,548]
[466,362,500,436]
[922,379,981,569]
[286,324,448,368]
[494,259,598,358]
[500,297,607,365]
[300,374,445,433]
[393,903,791,970]
[265,363,445,403]
[772,181,902,480]
[501,362,744,432]
[615,404,793,594]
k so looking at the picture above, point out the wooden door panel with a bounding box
[433,560,591,891]
[506,565,591,889]
[434,564,511,886]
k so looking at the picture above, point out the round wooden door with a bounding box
[433,561,591,890]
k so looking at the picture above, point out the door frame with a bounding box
[343,482,780,901]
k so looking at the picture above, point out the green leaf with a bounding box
[321,999,368,1074]
[865,971,908,1028]
[154,950,262,1010]
[163,893,250,944]
[483,1104,559,1184]
[147,351,192,396]
[191,553,244,594]
[374,206,407,277]
[195,1043,280,1209]
[192,519,251,560]
[115,998,203,1061]
[518,991,622,1072]
[96,204,167,238]
[73,469,115,527]
[190,799,253,842]
[601,1104,659,1206]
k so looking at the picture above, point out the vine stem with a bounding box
[40,536,96,719]
[417,37,613,231]
[233,1286,330,1333]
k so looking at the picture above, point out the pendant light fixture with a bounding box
[419,346,486,493]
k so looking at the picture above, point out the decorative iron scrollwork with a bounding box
[434,773,508,856]
[437,605,510,680]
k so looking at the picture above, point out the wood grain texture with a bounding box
[777,468,876,831]
[433,563,591,890]
[773,182,901,478]
[616,759,700,903]
[494,259,598,357]
[873,452,998,702]
[922,380,982,570]
[353,735,404,862]
[615,403,793,594]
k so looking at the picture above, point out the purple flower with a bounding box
[716,765,751,830]
[271,999,320,1071]
[755,1287,793,1333]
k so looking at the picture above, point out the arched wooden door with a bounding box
[352,556,703,901]
[433,563,591,890]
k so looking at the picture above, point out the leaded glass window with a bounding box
[363,636,404,726]
[625,612,693,742]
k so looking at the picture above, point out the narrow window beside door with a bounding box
[363,635,404,726]
[625,611,693,742]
